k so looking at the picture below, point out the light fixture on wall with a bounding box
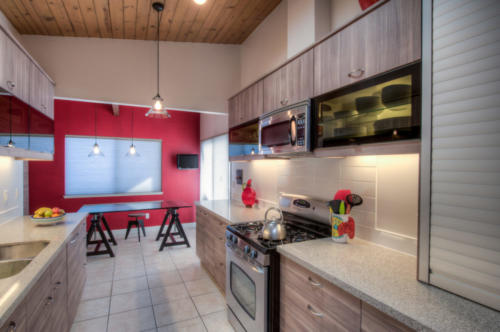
[6,96,14,148]
[126,111,140,157]
[88,105,104,157]
[194,0,207,5]
[145,2,171,119]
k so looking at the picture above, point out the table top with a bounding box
[78,200,191,214]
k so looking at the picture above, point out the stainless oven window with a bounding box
[230,262,257,319]
[261,121,290,147]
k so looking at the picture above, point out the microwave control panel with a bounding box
[296,113,306,146]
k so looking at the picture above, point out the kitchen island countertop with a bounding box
[278,238,500,332]
[0,213,87,326]
[195,199,275,224]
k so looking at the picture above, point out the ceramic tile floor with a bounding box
[71,224,235,332]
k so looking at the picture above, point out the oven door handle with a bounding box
[251,265,265,274]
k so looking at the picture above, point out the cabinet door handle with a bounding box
[54,281,62,289]
[307,304,323,317]
[280,99,288,106]
[6,81,16,89]
[348,68,365,78]
[45,296,54,306]
[70,233,80,244]
[7,321,17,332]
[308,276,322,287]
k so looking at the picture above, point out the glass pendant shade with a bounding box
[126,143,140,157]
[145,95,171,119]
[88,142,104,157]
[7,139,14,148]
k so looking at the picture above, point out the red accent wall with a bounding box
[29,99,200,230]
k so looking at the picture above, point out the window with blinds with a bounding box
[430,0,500,311]
[65,136,162,196]
[200,134,229,201]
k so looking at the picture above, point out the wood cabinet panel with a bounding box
[0,301,26,332]
[196,206,228,293]
[67,225,87,324]
[29,64,54,119]
[0,35,30,103]
[361,302,414,332]
[314,0,421,96]
[264,50,314,113]
[281,257,361,332]
[51,247,68,332]
[26,268,53,332]
[228,81,263,128]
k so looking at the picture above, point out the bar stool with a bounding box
[125,213,147,242]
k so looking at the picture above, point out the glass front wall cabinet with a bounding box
[314,63,421,148]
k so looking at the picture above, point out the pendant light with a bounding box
[126,111,140,157]
[145,2,171,119]
[6,96,14,148]
[88,105,104,157]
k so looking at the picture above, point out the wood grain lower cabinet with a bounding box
[0,300,26,332]
[361,303,414,332]
[51,247,68,332]
[280,257,415,332]
[67,222,87,324]
[195,206,227,293]
[26,267,53,332]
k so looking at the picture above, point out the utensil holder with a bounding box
[331,213,349,243]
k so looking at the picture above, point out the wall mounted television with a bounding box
[177,154,198,169]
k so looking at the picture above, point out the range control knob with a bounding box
[244,245,251,255]
[249,250,258,259]
[232,236,238,244]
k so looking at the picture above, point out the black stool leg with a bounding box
[125,221,132,239]
[137,220,141,242]
[140,220,146,236]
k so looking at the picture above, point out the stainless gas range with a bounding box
[225,194,332,332]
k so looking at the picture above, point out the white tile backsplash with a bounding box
[231,154,420,255]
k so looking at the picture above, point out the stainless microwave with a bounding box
[259,100,311,155]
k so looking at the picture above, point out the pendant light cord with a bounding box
[131,112,135,145]
[94,106,97,143]
[157,9,160,96]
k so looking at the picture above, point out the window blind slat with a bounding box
[430,0,500,311]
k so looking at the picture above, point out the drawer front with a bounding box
[26,268,52,332]
[281,257,361,331]
[0,301,26,332]
[67,221,87,324]
[51,247,68,332]
[361,302,414,332]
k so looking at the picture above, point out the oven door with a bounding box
[226,246,268,332]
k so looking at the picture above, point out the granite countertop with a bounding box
[0,213,87,326]
[277,238,500,332]
[195,199,276,224]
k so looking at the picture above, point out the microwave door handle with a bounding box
[289,116,297,146]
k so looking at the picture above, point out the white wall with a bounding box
[21,35,240,115]
[230,155,419,255]
[0,157,24,224]
[240,2,288,88]
[330,0,363,30]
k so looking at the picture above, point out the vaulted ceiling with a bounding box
[0,0,281,44]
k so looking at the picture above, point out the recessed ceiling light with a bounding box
[194,0,206,5]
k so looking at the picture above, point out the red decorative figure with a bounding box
[241,179,257,208]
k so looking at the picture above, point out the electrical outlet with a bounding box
[236,169,243,185]
[3,190,8,202]
[146,213,150,219]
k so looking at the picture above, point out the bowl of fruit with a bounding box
[31,207,66,226]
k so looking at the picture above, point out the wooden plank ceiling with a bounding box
[0,0,281,44]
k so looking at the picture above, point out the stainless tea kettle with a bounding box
[262,207,286,241]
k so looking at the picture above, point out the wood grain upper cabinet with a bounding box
[29,64,55,119]
[314,0,421,96]
[0,30,30,103]
[228,80,263,128]
[264,50,314,113]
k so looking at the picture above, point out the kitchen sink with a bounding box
[0,241,49,261]
[0,259,32,279]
